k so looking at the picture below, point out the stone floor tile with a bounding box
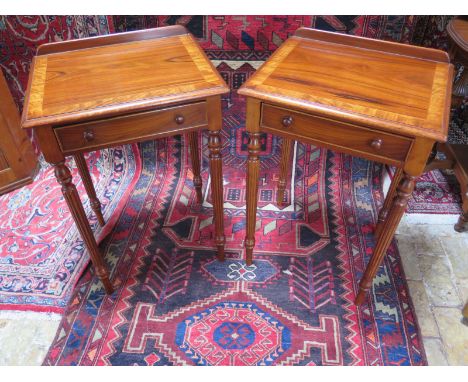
[415,223,468,238]
[0,312,60,366]
[415,234,446,256]
[441,236,468,280]
[433,307,468,365]
[396,236,422,280]
[419,255,462,307]
[422,337,449,366]
[456,278,468,304]
[407,280,439,337]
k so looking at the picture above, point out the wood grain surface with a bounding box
[238,27,453,142]
[22,30,228,128]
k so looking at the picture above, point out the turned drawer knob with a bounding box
[282,116,293,128]
[175,115,185,125]
[370,138,383,150]
[83,130,94,142]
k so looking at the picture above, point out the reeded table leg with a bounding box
[54,161,113,294]
[355,172,416,305]
[374,167,403,240]
[74,153,105,227]
[244,98,262,266]
[207,97,226,261]
[187,131,203,204]
[277,137,293,206]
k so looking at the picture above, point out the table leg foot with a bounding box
[455,190,468,232]
[455,212,468,232]
[355,288,368,306]
[208,129,226,261]
[355,172,416,305]
[277,137,292,206]
[188,131,203,204]
[462,302,468,326]
[215,240,225,262]
[74,153,105,227]
[245,239,255,266]
[54,161,113,294]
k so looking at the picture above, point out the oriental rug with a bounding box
[0,146,140,312]
[43,94,426,365]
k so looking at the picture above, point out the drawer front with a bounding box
[55,102,207,153]
[261,104,413,165]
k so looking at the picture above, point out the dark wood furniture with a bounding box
[0,70,38,195]
[426,17,468,233]
[447,17,468,324]
[21,25,229,294]
[238,27,453,305]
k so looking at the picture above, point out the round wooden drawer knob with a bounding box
[282,116,293,128]
[83,130,94,142]
[175,115,185,125]
[370,138,383,150]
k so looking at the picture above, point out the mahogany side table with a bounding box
[21,26,229,294]
[238,28,453,305]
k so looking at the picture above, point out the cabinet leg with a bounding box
[245,132,261,266]
[277,137,293,206]
[455,211,468,233]
[208,130,226,261]
[188,131,203,204]
[375,167,403,240]
[355,172,416,305]
[54,161,113,294]
[462,301,468,326]
[454,185,468,232]
[74,153,105,227]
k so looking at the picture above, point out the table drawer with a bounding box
[54,102,207,153]
[261,104,413,165]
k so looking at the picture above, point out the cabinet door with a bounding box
[0,71,38,195]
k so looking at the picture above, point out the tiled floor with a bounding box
[0,219,467,365]
[396,217,468,365]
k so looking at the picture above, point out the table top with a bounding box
[22,26,229,129]
[238,28,453,142]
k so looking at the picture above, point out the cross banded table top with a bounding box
[238,28,454,142]
[22,26,229,128]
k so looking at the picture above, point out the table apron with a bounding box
[54,101,208,155]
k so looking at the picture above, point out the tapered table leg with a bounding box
[245,132,261,266]
[355,172,416,305]
[54,161,113,294]
[187,131,203,204]
[207,97,226,261]
[74,153,105,227]
[277,137,293,206]
[374,166,403,240]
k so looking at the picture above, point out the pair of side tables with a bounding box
[22,26,453,305]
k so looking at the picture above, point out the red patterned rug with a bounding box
[386,165,463,218]
[0,146,140,312]
[43,93,426,365]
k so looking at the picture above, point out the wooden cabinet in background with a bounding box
[0,70,38,195]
